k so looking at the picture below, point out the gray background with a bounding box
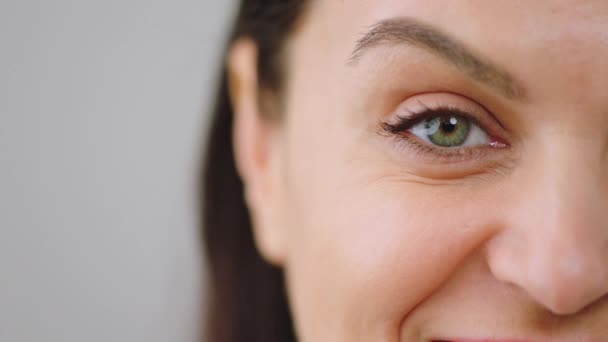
[0,1,236,341]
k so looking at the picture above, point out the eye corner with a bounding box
[378,119,396,133]
[378,115,419,135]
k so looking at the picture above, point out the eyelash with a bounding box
[379,105,507,163]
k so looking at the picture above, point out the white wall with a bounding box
[0,1,236,341]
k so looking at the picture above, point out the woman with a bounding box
[202,1,608,341]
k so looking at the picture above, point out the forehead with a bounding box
[290,0,608,105]
[309,0,608,29]
[302,0,608,56]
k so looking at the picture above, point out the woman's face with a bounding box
[232,1,608,341]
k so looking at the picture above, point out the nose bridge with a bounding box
[527,132,603,230]
[488,137,608,315]
[539,138,601,226]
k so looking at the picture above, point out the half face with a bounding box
[232,1,608,341]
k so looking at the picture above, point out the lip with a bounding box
[432,339,545,342]
[429,333,606,342]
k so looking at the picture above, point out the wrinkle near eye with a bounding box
[350,171,495,190]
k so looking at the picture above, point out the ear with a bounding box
[228,38,287,266]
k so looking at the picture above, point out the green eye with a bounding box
[409,114,488,148]
[427,115,470,147]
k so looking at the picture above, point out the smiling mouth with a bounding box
[432,340,543,342]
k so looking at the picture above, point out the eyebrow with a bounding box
[350,17,527,101]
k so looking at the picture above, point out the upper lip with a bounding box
[432,339,578,342]
[433,340,544,342]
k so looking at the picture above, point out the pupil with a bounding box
[440,117,457,134]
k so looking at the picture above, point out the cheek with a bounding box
[281,134,499,341]
[278,8,500,337]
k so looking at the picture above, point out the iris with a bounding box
[423,115,471,147]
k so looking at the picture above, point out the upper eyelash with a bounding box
[377,104,507,163]
[380,105,484,135]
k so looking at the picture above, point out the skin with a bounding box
[229,1,608,341]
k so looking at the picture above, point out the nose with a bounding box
[486,145,608,315]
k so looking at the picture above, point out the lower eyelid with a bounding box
[387,127,508,164]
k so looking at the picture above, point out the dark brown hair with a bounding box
[201,1,307,341]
